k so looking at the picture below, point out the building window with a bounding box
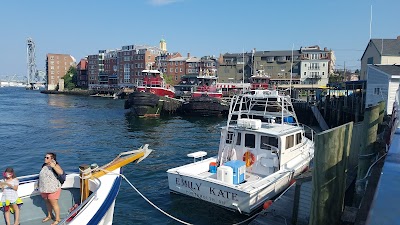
[180,68,183,72]
[374,87,381,95]
[175,76,178,80]
[304,72,306,75]
[367,57,374,64]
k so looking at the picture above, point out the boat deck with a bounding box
[0,189,79,225]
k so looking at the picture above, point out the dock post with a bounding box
[79,164,91,203]
[355,103,380,206]
[310,122,353,225]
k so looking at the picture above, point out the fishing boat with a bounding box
[0,145,152,225]
[167,90,314,214]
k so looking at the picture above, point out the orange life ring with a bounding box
[243,151,256,167]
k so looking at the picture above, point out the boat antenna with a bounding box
[290,44,294,97]
[242,48,245,92]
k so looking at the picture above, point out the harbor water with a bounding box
[0,87,251,225]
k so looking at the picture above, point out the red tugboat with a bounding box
[125,70,176,117]
[136,70,175,98]
[191,75,223,98]
[249,70,270,90]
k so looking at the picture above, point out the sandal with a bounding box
[51,220,61,225]
[42,216,52,223]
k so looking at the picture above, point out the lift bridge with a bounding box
[27,37,45,90]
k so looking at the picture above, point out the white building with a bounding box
[365,65,400,115]
[299,46,330,87]
[360,37,400,80]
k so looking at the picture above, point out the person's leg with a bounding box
[11,204,19,225]
[48,199,60,222]
[42,198,53,221]
[4,207,11,225]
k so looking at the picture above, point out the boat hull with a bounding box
[181,96,229,117]
[167,156,311,214]
[125,91,163,117]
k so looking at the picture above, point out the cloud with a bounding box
[149,0,181,6]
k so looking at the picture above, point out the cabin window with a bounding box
[260,135,278,150]
[226,132,233,144]
[236,132,242,145]
[285,135,294,149]
[245,134,256,148]
[296,133,302,145]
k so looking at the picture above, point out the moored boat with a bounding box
[181,96,229,117]
[0,145,152,225]
[167,90,314,214]
[136,70,175,98]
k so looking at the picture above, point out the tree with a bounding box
[63,66,77,90]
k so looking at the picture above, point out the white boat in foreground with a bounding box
[0,145,152,225]
[167,90,314,214]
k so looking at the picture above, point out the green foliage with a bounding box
[163,74,174,85]
[63,66,78,90]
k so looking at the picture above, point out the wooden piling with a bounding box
[310,122,353,225]
[355,103,380,205]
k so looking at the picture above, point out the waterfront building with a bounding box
[365,64,400,114]
[155,52,182,75]
[46,53,76,90]
[360,36,400,80]
[87,53,99,88]
[76,58,88,89]
[117,44,163,88]
[104,50,118,87]
[218,46,335,87]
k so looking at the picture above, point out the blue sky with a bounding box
[1,0,399,81]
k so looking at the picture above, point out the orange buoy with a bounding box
[242,151,256,167]
[263,200,273,210]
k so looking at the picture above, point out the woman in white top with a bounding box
[1,167,20,225]
[39,153,64,225]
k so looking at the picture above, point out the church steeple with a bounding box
[159,37,167,52]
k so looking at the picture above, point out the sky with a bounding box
[1,0,399,81]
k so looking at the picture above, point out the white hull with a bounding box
[167,146,312,214]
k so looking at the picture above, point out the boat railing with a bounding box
[227,92,300,127]
[299,123,317,142]
[59,175,103,224]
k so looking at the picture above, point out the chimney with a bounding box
[324,47,327,51]
[397,35,400,40]
[187,53,190,58]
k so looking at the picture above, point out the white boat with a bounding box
[0,145,152,225]
[167,90,314,214]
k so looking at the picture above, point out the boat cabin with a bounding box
[219,118,305,177]
[140,70,165,87]
[250,70,270,90]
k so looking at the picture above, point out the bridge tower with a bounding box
[27,37,37,85]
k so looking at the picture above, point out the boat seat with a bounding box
[187,151,207,162]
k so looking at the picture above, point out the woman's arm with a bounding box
[52,164,64,175]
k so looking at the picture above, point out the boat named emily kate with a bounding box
[167,90,314,214]
[0,145,152,225]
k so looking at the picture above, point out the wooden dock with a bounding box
[249,172,312,225]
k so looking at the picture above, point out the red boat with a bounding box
[136,70,175,98]
[249,70,270,90]
[191,75,223,98]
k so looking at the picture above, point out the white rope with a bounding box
[100,168,260,225]
[99,169,193,225]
